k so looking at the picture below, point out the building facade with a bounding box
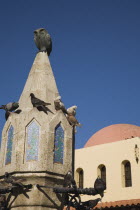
[75,124,140,209]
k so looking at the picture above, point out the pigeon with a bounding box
[66,105,82,132]
[67,115,82,127]
[54,96,68,114]
[67,106,77,116]
[30,93,53,114]
[94,177,106,197]
[30,93,51,107]
[63,171,77,189]
[4,172,26,188]
[0,102,19,112]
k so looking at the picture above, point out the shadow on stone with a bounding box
[37,106,54,114]
[37,185,59,209]
[7,186,32,209]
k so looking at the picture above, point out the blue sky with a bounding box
[0,0,140,149]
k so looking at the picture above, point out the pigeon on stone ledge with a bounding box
[0,102,19,112]
[67,106,77,116]
[63,171,77,189]
[67,115,82,127]
[94,177,106,197]
[30,93,53,114]
[30,93,51,107]
[54,96,68,114]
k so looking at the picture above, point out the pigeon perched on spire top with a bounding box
[34,28,52,55]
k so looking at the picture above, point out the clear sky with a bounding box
[0,0,140,149]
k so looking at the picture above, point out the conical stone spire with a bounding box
[0,29,73,210]
[19,51,59,114]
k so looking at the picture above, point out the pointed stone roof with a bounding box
[19,52,59,113]
[0,30,73,209]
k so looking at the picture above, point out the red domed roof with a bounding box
[84,124,140,148]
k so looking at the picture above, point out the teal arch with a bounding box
[26,120,40,161]
[5,125,14,165]
[54,124,64,164]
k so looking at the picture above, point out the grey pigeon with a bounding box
[34,28,52,55]
[94,177,106,197]
[63,171,77,189]
[0,102,19,111]
[30,93,53,114]
[54,96,68,114]
[30,93,50,107]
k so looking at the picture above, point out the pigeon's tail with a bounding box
[14,109,22,114]
[5,111,11,120]
[44,102,51,106]
[37,106,54,115]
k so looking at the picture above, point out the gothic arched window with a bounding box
[97,164,106,188]
[122,160,132,187]
[54,124,64,164]
[26,120,40,161]
[76,168,84,188]
[5,125,14,165]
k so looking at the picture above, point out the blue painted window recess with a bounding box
[26,121,40,161]
[5,125,14,165]
[54,124,64,164]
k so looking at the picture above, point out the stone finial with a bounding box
[34,28,52,55]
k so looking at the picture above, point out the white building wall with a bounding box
[75,137,140,202]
